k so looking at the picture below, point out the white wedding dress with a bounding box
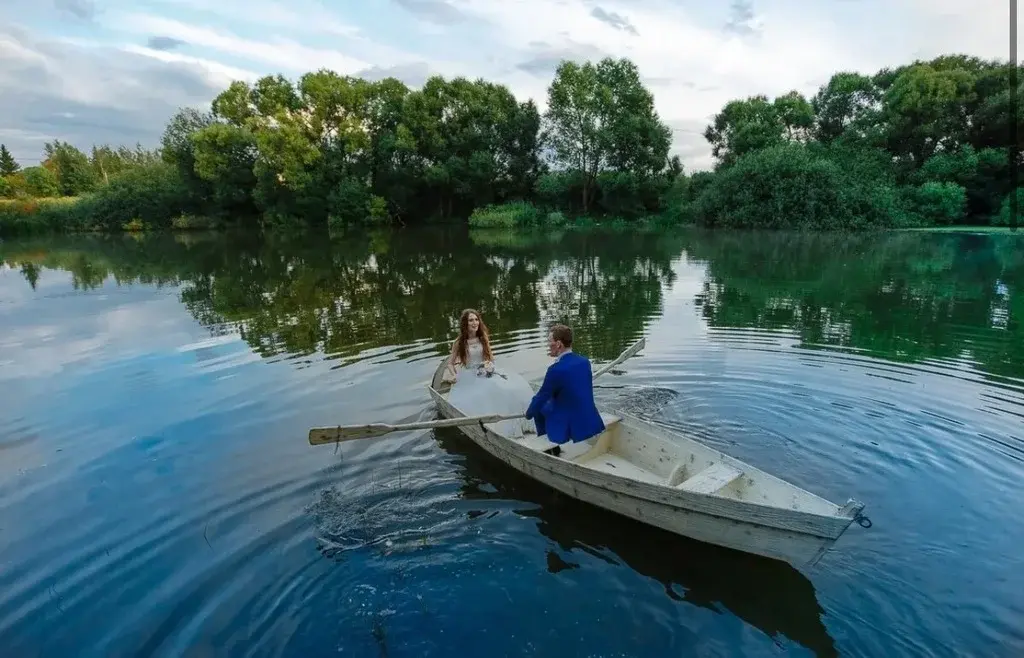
[446,338,537,439]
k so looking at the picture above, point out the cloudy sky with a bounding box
[0,0,1014,172]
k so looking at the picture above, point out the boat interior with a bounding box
[504,411,839,516]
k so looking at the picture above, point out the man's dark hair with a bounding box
[550,323,573,348]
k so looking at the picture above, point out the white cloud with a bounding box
[108,7,474,88]
[0,0,1016,171]
[900,0,1015,61]
[0,24,224,163]
[0,275,204,382]
[451,0,1017,169]
[453,0,865,168]
[120,44,261,84]
[116,14,371,74]
[151,0,364,38]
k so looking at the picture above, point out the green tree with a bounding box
[22,166,59,197]
[810,72,882,145]
[6,51,1024,236]
[0,144,19,176]
[190,123,258,214]
[912,145,1010,221]
[704,95,784,166]
[42,140,99,196]
[161,107,217,205]
[704,90,816,167]
[772,91,815,142]
[541,57,671,213]
[90,143,159,184]
[880,63,977,167]
[79,161,194,230]
[993,188,1023,226]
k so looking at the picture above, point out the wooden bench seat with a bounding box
[675,461,744,494]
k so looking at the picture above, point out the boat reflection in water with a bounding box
[433,427,840,658]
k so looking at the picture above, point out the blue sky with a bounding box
[0,0,1014,171]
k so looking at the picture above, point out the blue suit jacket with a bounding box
[525,351,606,444]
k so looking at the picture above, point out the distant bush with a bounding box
[546,210,568,226]
[171,213,220,230]
[903,181,968,226]
[80,162,195,231]
[0,197,82,235]
[691,143,906,230]
[0,162,198,236]
[468,201,543,228]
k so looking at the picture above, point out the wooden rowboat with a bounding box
[426,343,867,569]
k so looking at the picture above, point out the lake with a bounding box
[1,226,1022,657]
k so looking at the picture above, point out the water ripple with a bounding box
[2,229,1024,657]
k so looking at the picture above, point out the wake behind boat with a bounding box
[425,338,868,569]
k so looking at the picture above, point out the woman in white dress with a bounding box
[443,309,536,439]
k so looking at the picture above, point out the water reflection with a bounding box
[689,230,1024,381]
[434,428,839,658]
[1,229,686,365]
[3,228,1022,382]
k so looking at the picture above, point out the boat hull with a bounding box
[427,360,862,569]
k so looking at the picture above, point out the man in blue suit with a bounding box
[525,324,605,453]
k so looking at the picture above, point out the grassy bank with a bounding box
[0,197,222,235]
[467,201,683,231]
[897,226,1022,234]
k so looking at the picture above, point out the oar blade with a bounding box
[308,423,393,445]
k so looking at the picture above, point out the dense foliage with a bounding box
[0,52,1019,234]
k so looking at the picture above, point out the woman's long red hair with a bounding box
[454,308,494,365]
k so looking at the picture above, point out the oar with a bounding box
[528,336,646,387]
[593,336,645,379]
[308,413,525,445]
[308,335,647,446]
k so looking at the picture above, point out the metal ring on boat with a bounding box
[855,513,872,528]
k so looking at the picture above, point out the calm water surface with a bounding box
[1,227,1022,657]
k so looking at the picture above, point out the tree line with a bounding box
[0,52,1019,233]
